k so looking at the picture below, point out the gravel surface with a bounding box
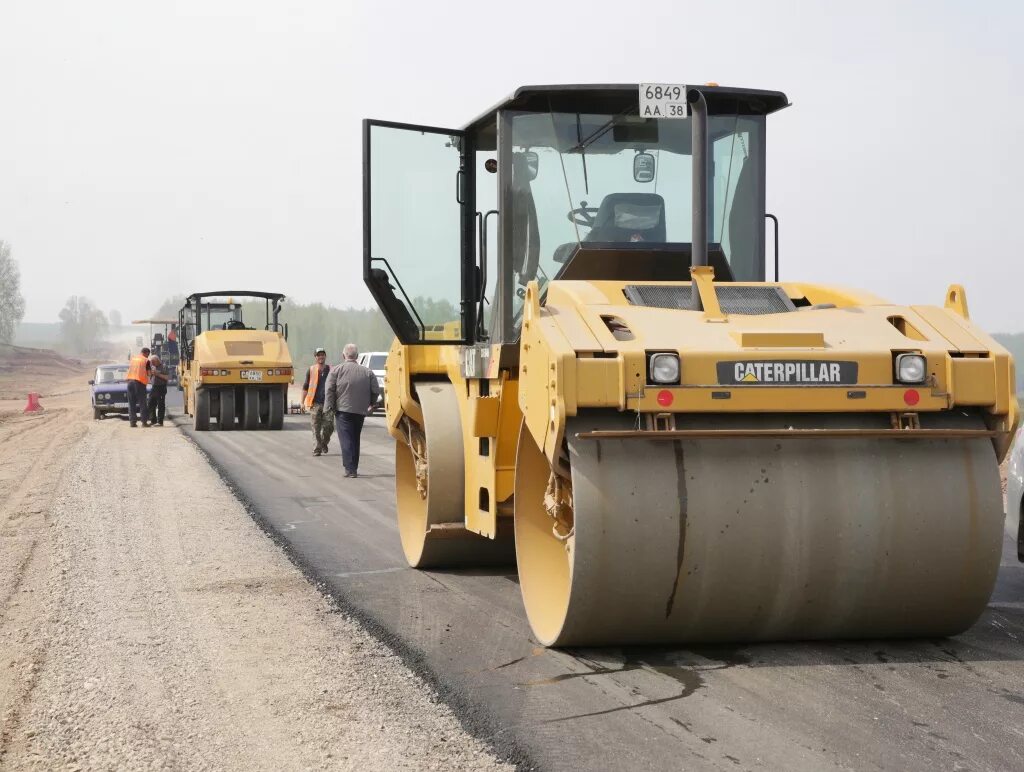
[0,382,512,771]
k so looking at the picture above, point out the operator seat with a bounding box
[585,193,666,243]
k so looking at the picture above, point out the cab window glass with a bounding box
[366,124,464,342]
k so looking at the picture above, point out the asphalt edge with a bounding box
[171,416,537,772]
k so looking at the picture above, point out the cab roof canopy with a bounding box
[185,291,286,304]
[463,83,790,142]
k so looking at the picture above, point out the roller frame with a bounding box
[395,382,514,569]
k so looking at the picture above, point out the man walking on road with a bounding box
[301,347,333,456]
[147,354,170,426]
[126,347,152,428]
[323,343,380,478]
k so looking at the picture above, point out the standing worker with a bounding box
[301,347,334,456]
[147,354,170,426]
[323,343,380,478]
[126,347,152,428]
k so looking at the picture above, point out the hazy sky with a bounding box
[2,0,1022,332]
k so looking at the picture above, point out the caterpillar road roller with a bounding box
[178,291,293,431]
[363,85,1019,646]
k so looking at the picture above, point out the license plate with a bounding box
[241,370,264,381]
[113,402,128,407]
[639,83,688,119]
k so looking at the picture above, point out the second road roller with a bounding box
[362,84,1018,646]
[178,291,293,431]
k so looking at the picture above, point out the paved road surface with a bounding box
[168,393,1024,771]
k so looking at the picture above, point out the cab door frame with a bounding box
[362,118,477,346]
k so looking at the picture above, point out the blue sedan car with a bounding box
[1010,427,1024,560]
[90,364,149,419]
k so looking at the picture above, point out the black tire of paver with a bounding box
[219,388,236,431]
[267,387,284,430]
[242,387,260,430]
[193,389,210,431]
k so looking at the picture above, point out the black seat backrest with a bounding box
[586,193,666,243]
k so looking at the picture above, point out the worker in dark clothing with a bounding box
[147,354,170,426]
[323,343,381,477]
[125,347,152,427]
[301,347,334,456]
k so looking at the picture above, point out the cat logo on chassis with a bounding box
[717,360,858,385]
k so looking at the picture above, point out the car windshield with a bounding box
[95,366,129,384]
[368,355,387,370]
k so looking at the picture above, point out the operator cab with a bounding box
[178,291,288,362]
[363,84,789,346]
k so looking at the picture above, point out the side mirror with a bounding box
[88,379,94,385]
[633,152,656,183]
[525,151,539,180]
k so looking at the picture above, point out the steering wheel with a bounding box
[567,205,598,228]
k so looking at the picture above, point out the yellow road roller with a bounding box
[178,291,293,431]
[362,85,1018,646]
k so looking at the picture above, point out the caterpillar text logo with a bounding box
[717,360,858,385]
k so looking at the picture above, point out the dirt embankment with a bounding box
[0,357,510,770]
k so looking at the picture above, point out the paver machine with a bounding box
[178,291,293,431]
[363,84,1019,646]
[131,318,180,385]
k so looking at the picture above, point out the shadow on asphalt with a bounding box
[561,610,1024,671]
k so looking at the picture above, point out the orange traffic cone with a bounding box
[23,393,43,413]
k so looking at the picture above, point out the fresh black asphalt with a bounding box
[165,392,1024,771]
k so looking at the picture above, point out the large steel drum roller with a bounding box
[515,411,1003,647]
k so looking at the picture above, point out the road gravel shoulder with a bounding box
[0,385,513,770]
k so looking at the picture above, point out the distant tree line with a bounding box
[993,334,1024,393]
[0,240,26,344]
[58,296,109,355]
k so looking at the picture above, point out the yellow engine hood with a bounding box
[193,330,293,368]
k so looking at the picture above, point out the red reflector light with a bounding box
[903,389,920,406]
[657,390,674,407]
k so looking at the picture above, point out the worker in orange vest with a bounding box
[126,347,152,427]
[301,347,333,455]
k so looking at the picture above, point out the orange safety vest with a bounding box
[126,355,149,385]
[304,364,325,408]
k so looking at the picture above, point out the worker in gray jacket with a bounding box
[323,343,381,478]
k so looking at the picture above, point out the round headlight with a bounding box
[896,353,926,384]
[649,353,680,384]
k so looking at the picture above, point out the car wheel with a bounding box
[93,407,101,420]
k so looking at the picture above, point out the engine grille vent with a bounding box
[623,285,796,315]
[224,341,265,356]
